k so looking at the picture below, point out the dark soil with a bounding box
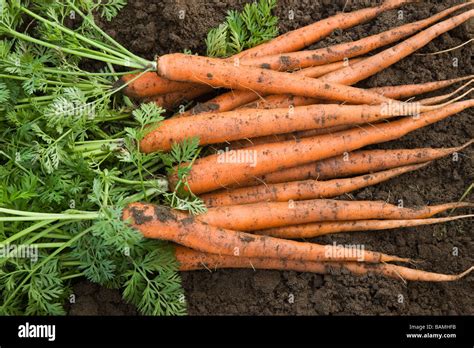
[70,0,473,315]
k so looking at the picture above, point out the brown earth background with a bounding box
[69,0,473,316]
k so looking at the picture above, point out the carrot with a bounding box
[201,163,428,207]
[141,102,437,152]
[320,9,474,85]
[197,199,473,231]
[227,124,355,150]
[233,0,413,59]
[117,72,205,99]
[121,1,409,99]
[256,215,474,239]
[156,53,395,106]
[201,163,426,207]
[233,140,474,187]
[123,202,407,263]
[180,3,471,114]
[237,8,474,111]
[369,75,474,100]
[175,245,474,282]
[176,100,473,194]
[239,2,471,71]
[180,58,364,117]
[242,76,473,110]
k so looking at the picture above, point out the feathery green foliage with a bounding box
[206,0,278,57]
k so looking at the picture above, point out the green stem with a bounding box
[25,221,71,245]
[65,0,153,68]
[34,242,65,248]
[1,225,94,309]
[0,220,54,246]
[61,273,84,281]
[19,7,146,67]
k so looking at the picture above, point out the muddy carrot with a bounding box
[175,245,473,282]
[197,199,473,231]
[320,9,474,85]
[201,163,427,207]
[256,215,474,239]
[185,3,470,113]
[156,53,395,106]
[141,102,435,152]
[234,0,413,59]
[123,202,407,263]
[121,1,409,99]
[240,2,471,71]
[176,100,473,194]
[180,58,364,117]
[229,139,474,188]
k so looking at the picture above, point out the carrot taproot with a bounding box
[123,202,407,263]
[201,163,428,207]
[179,58,364,117]
[320,9,474,85]
[369,75,474,100]
[234,0,413,60]
[175,245,473,282]
[175,100,473,194]
[236,139,474,187]
[197,199,473,231]
[256,215,474,239]
[155,53,396,106]
[141,101,437,152]
[239,2,472,71]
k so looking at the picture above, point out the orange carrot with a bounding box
[201,163,427,207]
[179,3,470,114]
[123,202,407,263]
[197,199,473,231]
[256,215,474,239]
[156,53,395,106]
[118,72,205,99]
[176,100,473,194]
[320,9,474,85]
[141,102,435,152]
[239,3,471,71]
[121,1,409,99]
[175,245,473,282]
[233,0,413,59]
[235,140,474,187]
[180,58,364,117]
[237,8,474,110]
[369,75,473,99]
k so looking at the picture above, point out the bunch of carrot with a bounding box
[119,1,474,282]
